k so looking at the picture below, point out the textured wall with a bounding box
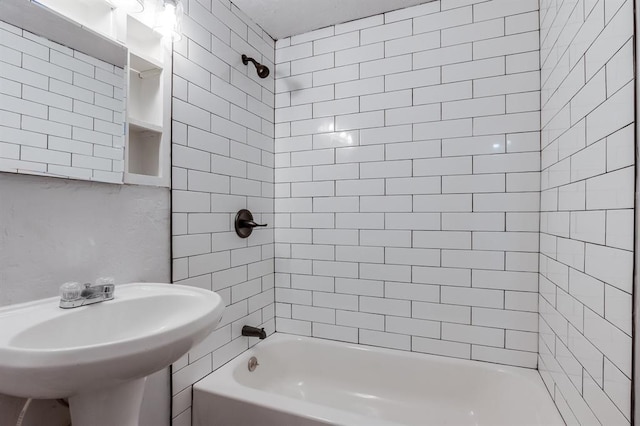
[273,0,542,368]
[0,21,125,184]
[537,0,634,424]
[0,172,171,426]
[169,0,275,423]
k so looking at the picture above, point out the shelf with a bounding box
[0,0,127,67]
[124,172,166,186]
[128,117,163,133]
[127,124,161,177]
[128,56,163,128]
[130,50,163,71]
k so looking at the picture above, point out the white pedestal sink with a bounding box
[0,283,225,426]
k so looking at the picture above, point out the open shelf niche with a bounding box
[123,13,171,187]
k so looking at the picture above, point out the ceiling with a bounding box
[232,0,436,40]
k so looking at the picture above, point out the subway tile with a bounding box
[335,111,384,131]
[291,53,334,75]
[414,43,473,69]
[474,31,539,60]
[360,230,411,248]
[473,0,539,22]
[314,32,360,55]
[473,270,538,292]
[312,323,358,343]
[472,307,537,332]
[472,345,537,368]
[361,20,412,45]
[386,316,440,339]
[361,125,412,145]
[442,287,504,309]
[414,6,472,33]
[313,65,359,87]
[335,278,384,297]
[335,43,384,67]
[414,81,472,105]
[385,213,440,230]
[360,90,412,112]
[442,250,504,270]
[386,104,441,127]
[385,282,440,303]
[386,176,441,195]
[335,15,384,35]
[584,243,633,293]
[336,310,384,330]
[412,336,470,359]
[585,167,634,210]
[584,309,632,377]
[360,55,412,79]
[413,301,471,324]
[335,179,384,196]
[385,248,440,267]
[414,231,471,250]
[443,57,505,83]
[385,32,440,57]
[414,194,472,212]
[442,96,505,120]
[442,18,504,46]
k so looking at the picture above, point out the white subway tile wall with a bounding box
[0,22,125,183]
[538,0,633,424]
[170,1,275,424]
[274,0,541,370]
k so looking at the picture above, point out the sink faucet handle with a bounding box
[60,282,83,301]
[96,277,115,286]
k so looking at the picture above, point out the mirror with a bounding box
[0,0,128,184]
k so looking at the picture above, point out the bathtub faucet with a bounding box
[242,325,267,339]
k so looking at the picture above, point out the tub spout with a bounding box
[242,325,266,339]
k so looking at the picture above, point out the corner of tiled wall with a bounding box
[538,0,634,424]
[273,0,542,370]
[169,0,275,424]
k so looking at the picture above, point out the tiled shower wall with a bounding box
[537,0,634,424]
[274,0,542,368]
[0,22,125,183]
[169,0,275,423]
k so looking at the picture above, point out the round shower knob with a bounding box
[234,209,267,238]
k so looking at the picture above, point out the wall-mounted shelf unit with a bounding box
[7,0,172,188]
[124,13,171,187]
[0,0,127,67]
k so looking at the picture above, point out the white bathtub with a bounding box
[193,333,564,426]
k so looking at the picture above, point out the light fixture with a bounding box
[154,0,183,42]
[106,0,144,13]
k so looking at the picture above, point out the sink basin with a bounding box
[0,283,224,425]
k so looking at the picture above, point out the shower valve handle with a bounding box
[235,209,268,238]
[240,220,267,228]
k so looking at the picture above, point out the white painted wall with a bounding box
[538,0,634,424]
[169,0,275,424]
[0,172,171,426]
[274,0,541,368]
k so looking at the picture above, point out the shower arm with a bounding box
[242,54,259,68]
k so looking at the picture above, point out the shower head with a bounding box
[242,54,270,79]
